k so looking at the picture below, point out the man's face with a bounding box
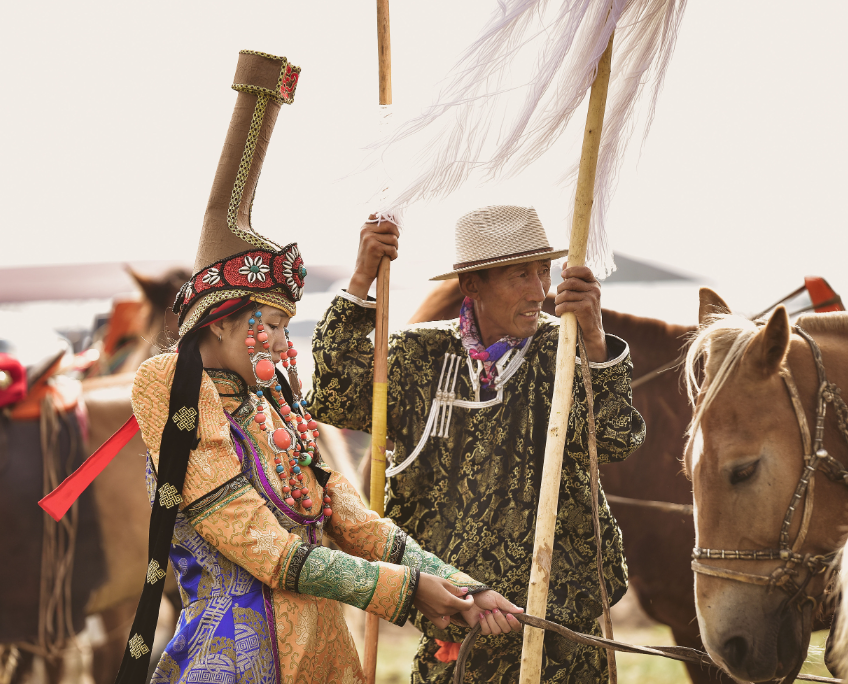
[460,259,552,342]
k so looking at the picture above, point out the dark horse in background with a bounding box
[0,268,190,684]
[0,328,106,683]
[406,280,720,683]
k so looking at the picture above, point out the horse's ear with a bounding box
[699,288,731,325]
[744,306,790,378]
[126,267,156,300]
[126,267,191,312]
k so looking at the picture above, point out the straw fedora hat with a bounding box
[431,205,568,281]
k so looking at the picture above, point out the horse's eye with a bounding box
[730,460,759,485]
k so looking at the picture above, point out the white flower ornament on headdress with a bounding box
[239,255,270,283]
[281,246,306,300]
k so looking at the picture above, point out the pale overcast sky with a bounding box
[1,1,845,325]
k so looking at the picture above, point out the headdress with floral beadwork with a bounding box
[174,50,306,336]
[108,50,319,684]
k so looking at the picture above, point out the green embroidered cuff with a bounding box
[295,546,381,611]
[401,538,488,591]
[401,537,458,576]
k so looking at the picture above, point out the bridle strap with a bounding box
[781,367,813,456]
[691,561,772,586]
[779,367,815,552]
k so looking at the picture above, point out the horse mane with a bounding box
[683,312,761,441]
[796,311,848,335]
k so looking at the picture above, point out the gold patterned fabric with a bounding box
[132,354,481,684]
[309,296,645,681]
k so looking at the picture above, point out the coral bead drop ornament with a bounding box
[246,310,277,388]
[247,310,331,517]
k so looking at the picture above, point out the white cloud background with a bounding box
[1,0,845,326]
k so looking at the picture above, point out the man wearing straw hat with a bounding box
[309,205,645,682]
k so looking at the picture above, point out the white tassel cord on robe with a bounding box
[376,0,686,278]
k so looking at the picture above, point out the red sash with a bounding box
[39,415,140,521]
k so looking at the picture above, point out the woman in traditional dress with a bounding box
[117,51,522,684]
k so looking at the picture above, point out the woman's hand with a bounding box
[347,215,400,299]
[454,590,524,635]
[413,573,475,630]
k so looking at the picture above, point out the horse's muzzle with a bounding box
[718,601,809,682]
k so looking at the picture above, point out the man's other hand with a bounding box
[554,264,607,362]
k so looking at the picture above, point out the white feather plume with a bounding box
[376,0,687,278]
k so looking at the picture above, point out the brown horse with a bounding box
[407,280,723,683]
[0,269,189,684]
[87,268,189,377]
[684,288,848,682]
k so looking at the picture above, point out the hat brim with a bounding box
[430,248,569,281]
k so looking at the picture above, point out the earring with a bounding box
[218,334,222,342]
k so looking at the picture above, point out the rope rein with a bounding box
[577,326,616,682]
[452,614,842,683]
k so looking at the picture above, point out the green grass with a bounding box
[350,619,420,684]
[350,619,835,683]
[800,630,834,680]
[612,623,689,684]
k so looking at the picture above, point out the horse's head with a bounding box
[128,267,189,343]
[684,288,845,682]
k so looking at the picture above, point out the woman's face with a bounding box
[207,305,292,383]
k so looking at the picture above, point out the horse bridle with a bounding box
[691,325,848,610]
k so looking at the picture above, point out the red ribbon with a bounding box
[39,415,140,522]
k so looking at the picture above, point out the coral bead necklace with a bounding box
[245,309,332,518]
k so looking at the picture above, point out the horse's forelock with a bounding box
[684,313,760,444]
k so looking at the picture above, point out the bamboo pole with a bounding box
[363,3,393,682]
[518,30,615,684]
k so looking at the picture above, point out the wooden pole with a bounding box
[363,256,390,684]
[518,30,615,684]
[377,0,392,105]
[364,3,392,682]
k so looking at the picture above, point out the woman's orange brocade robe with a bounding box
[131,354,483,684]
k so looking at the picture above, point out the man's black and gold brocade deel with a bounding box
[308,295,646,683]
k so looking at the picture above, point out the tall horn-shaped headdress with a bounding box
[176,50,304,336]
[108,51,302,684]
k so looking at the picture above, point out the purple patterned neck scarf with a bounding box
[459,296,528,390]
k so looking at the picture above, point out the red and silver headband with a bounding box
[174,243,307,332]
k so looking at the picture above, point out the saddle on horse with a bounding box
[0,315,105,654]
[0,316,81,419]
